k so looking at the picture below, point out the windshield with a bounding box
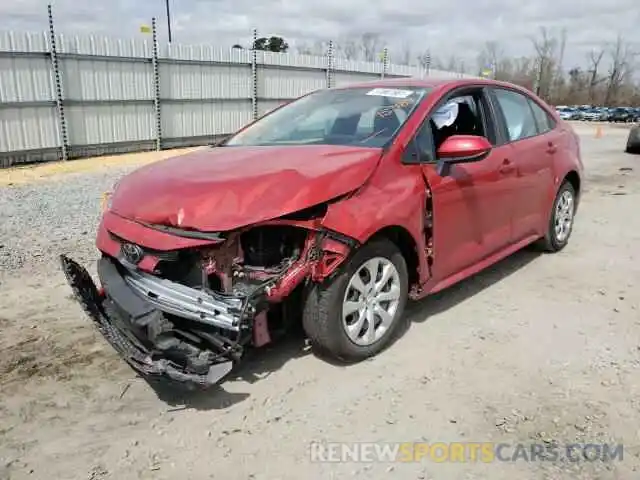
[224,86,431,148]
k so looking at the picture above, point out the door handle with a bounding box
[499,158,514,174]
[546,142,557,154]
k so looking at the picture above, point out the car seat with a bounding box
[330,113,360,136]
[373,107,401,135]
[452,102,479,135]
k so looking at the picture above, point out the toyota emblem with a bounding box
[121,242,144,264]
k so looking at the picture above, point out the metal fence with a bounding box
[0,20,474,167]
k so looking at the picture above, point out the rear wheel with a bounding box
[302,239,408,361]
[536,182,576,252]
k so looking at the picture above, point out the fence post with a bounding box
[425,50,431,77]
[47,4,69,161]
[326,40,334,88]
[251,28,258,121]
[151,18,162,151]
[381,47,388,79]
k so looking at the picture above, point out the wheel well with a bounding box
[371,226,419,286]
[563,170,581,197]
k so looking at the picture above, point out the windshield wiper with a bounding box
[359,128,388,143]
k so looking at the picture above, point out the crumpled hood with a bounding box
[109,144,382,232]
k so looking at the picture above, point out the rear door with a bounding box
[489,88,556,241]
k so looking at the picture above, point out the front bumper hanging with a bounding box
[60,254,239,387]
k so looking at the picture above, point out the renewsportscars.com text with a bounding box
[309,441,624,463]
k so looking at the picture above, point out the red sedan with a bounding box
[61,78,583,387]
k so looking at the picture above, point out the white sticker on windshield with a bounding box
[366,88,414,98]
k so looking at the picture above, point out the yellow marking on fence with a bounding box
[0,147,203,186]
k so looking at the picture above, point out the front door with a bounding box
[412,88,519,284]
[422,144,516,283]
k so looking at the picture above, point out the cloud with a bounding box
[2,0,639,69]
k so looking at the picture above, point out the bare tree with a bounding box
[530,27,560,98]
[277,29,640,106]
[477,41,505,79]
[336,38,358,60]
[295,41,321,56]
[586,48,605,103]
[604,35,634,106]
[397,42,412,66]
[359,32,384,62]
[566,67,588,104]
[430,54,461,73]
[458,59,467,75]
[550,28,567,102]
[333,34,384,61]
[416,50,432,75]
[509,56,536,90]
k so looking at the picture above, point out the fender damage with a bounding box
[59,145,385,387]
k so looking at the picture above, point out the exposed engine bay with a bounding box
[61,222,354,387]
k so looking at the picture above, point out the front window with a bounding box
[224,86,431,148]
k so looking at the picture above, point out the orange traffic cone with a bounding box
[595,125,603,138]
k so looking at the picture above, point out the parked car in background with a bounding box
[60,78,584,387]
[609,107,634,123]
[597,107,610,120]
[557,107,578,120]
[572,109,586,120]
[582,108,604,121]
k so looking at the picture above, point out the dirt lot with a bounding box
[1,123,639,480]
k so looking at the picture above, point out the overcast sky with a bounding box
[2,0,639,70]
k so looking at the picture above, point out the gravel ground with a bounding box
[1,123,640,480]
[1,167,134,273]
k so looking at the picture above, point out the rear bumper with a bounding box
[60,254,237,386]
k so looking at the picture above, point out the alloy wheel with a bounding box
[342,257,401,346]
[554,189,575,243]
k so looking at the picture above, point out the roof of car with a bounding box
[332,77,534,94]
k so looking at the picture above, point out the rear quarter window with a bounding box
[528,100,556,133]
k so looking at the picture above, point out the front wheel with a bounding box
[536,181,577,252]
[302,238,408,361]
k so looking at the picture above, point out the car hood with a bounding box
[109,144,382,232]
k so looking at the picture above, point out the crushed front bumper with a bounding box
[60,254,238,387]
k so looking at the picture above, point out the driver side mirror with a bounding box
[435,135,492,176]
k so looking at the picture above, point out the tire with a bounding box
[626,127,640,154]
[536,182,577,252]
[302,238,408,361]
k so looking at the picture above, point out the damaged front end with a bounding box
[61,221,353,388]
